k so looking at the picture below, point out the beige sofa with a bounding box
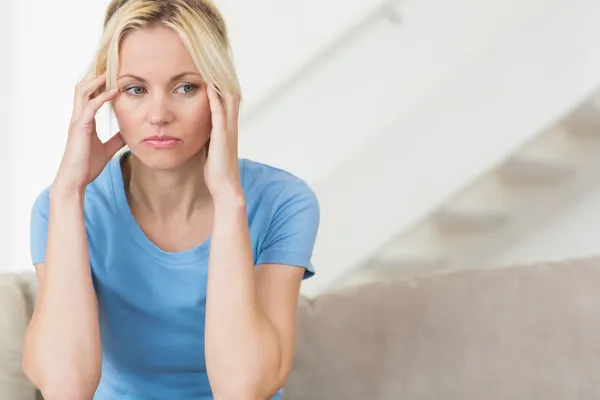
[2,256,600,399]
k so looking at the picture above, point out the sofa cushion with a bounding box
[283,256,600,400]
[0,274,38,400]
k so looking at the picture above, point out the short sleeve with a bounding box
[255,182,320,279]
[30,188,51,265]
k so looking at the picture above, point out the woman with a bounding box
[22,1,320,399]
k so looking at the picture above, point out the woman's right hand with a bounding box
[54,73,125,194]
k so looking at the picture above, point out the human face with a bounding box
[113,25,211,170]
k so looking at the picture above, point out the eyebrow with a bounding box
[117,72,202,82]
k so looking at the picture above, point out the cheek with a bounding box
[183,99,212,132]
[113,100,141,133]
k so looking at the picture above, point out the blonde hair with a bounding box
[89,0,241,98]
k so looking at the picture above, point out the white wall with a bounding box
[2,2,15,269]
[299,0,600,295]
[238,0,556,185]
[7,0,384,272]
[493,186,600,267]
[7,0,600,291]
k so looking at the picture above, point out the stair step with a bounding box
[374,222,447,263]
[566,101,600,136]
[339,255,449,287]
[370,256,447,271]
[434,209,508,232]
[497,158,574,185]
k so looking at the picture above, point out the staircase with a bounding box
[284,0,600,297]
[11,0,600,282]
[339,96,600,287]
[90,0,600,294]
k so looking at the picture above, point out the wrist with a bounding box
[50,179,86,203]
[213,189,246,213]
[211,183,245,206]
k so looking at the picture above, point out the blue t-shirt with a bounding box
[30,153,320,400]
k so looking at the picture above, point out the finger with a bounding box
[73,73,108,117]
[223,92,240,126]
[103,131,126,158]
[73,73,107,118]
[207,85,226,130]
[79,88,119,125]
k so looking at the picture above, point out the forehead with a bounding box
[118,25,197,75]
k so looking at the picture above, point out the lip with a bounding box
[142,135,182,149]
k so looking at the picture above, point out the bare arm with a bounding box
[23,188,102,400]
[203,87,318,399]
[205,196,303,400]
[22,73,125,400]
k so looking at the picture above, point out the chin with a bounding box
[130,145,205,171]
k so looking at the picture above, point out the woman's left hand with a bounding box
[205,85,243,201]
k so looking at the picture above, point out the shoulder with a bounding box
[30,186,51,224]
[30,160,117,222]
[29,162,117,265]
[243,159,320,275]
[241,158,319,211]
[242,158,320,243]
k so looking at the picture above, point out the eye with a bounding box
[124,86,146,96]
[175,84,198,94]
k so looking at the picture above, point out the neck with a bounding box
[122,150,212,222]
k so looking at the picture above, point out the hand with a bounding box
[204,85,243,201]
[54,73,126,194]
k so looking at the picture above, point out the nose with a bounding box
[148,95,174,126]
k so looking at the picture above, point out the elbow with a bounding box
[39,386,98,400]
[22,354,100,400]
[212,384,265,400]
[22,335,102,400]
[211,375,260,400]
[209,339,291,399]
[212,369,289,400]
[21,345,43,392]
[36,375,100,400]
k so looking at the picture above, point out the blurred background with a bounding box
[4,0,600,297]
[4,0,600,398]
